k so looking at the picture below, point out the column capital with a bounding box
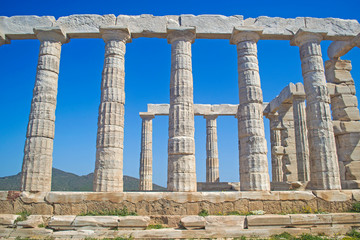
[290,28,327,47]
[203,114,218,120]
[140,112,155,120]
[34,27,68,43]
[230,26,263,45]
[167,27,196,44]
[100,26,131,43]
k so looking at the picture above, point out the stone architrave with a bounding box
[21,27,68,192]
[230,27,270,191]
[93,27,131,192]
[325,59,360,189]
[268,113,284,182]
[292,94,310,182]
[204,114,220,183]
[167,27,197,192]
[139,113,155,191]
[291,29,341,190]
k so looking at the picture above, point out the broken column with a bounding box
[326,59,360,189]
[93,27,131,192]
[268,113,284,182]
[291,29,341,190]
[292,89,310,182]
[139,113,155,191]
[167,27,197,192]
[204,114,220,183]
[230,27,270,191]
[21,27,68,192]
[278,103,298,182]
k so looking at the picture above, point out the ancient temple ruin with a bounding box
[0,14,360,193]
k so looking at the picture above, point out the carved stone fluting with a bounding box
[167,27,197,192]
[204,114,220,183]
[291,29,341,190]
[278,103,298,182]
[325,59,360,189]
[230,27,270,191]
[139,113,155,191]
[21,27,68,192]
[292,95,310,182]
[268,113,284,182]
[93,27,131,192]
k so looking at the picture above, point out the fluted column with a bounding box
[93,27,131,192]
[204,114,219,183]
[291,29,341,190]
[139,113,155,191]
[292,94,310,182]
[21,27,68,192]
[268,114,284,182]
[167,27,197,192]
[230,27,270,191]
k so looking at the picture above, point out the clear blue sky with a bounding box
[0,0,359,188]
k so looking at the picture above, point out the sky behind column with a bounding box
[0,0,359,187]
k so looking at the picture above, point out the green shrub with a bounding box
[351,202,360,213]
[347,229,360,239]
[146,224,164,229]
[270,232,295,240]
[198,209,209,217]
[226,211,241,215]
[14,210,31,223]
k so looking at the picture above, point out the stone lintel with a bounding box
[327,33,360,59]
[33,27,68,43]
[267,82,305,114]
[290,28,327,46]
[230,26,263,44]
[167,26,196,43]
[139,112,155,120]
[99,26,131,43]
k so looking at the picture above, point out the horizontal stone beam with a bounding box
[146,103,269,116]
[264,82,305,114]
[0,14,359,40]
[327,33,360,59]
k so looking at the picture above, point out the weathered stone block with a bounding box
[332,213,360,224]
[17,215,44,228]
[48,215,76,229]
[205,215,245,230]
[73,216,119,227]
[180,216,205,229]
[116,14,167,37]
[247,215,291,227]
[118,216,150,229]
[290,214,332,225]
[0,214,18,225]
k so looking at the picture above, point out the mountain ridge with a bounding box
[0,168,165,191]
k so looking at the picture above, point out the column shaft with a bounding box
[269,115,284,182]
[93,28,131,192]
[291,30,341,190]
[205,115,219,183]
[167,28,197,192]
[21,28,67,192]
[231,28,270,191]
[139,114,154,191]
[292,96,310,182]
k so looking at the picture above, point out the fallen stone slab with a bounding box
[205,215,245,230]
[118,216,150,229]
[247,214,291,228]
[180,216,205,230]
[0,214,18,225]
[16,215,44,228]
[48,215,76,230]
[73,216,119,227]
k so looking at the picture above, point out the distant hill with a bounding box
[0,168,166,191]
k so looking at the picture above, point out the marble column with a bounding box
[167,27,197,192]
[292,94,310,182]
[291,29,341,190]
[93,27,131,192]
[230,27,270,191]
[139,113,155,191]
[21,27,68,192]
[204,114,220,183]
[268,113,284,182]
